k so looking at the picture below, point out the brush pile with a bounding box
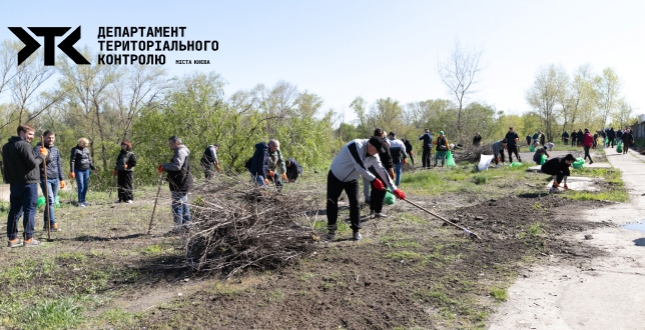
[185,175,319,277]
[453,144,493,163]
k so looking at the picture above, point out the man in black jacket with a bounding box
[3,124,48,247]
[158,136,193,231]
[541,154,575,192]
[418,128,433,169]
[576,129,584,147]
[200,143,219,180]
[608,128,616,148]
[562,131,569,145]
[402,138,414,167]
[285,158,302,182]
[34,130,65,232]
[363,128,393,217]
[504,127,521,162]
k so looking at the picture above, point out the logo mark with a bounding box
[8,26,90,66]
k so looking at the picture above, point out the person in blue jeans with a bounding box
[3,124,48,247]
[387,132,407,186]
[158,136,193,232]
[249,141,270,187]
[34,130,65,231]
[70,138,97,207]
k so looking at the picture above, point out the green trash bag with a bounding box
[604,137,608,146]
[446,151,456,167]
[529,145,536,152]
[384,191,395,205]
[37,196,61,208]
[540,154,547,165]
[510,162,523,167]
[572,157,585,169]
[616,144,623,153]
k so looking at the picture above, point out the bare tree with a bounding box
[596,67,621,129]
[0,40,16,97]
[614,99,634,129]
[438,39,483,141]
[526,65,560,141]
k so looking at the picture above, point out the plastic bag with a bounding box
[540,154,547,165]
[529,145,536,152]
[616,144,623,153]
[384,191,395,205]
[572,157,585,169]
[37,195,61,208]
[446,151,456,167]
[510,162,523,167]
[478,154,494,171]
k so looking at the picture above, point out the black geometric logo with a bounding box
[8,26,90,66]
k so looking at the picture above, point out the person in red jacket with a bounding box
[582,128,594,164]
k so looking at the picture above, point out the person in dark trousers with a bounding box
[285,158,302,182]
[3,124,48,247]
[267,139,287,192]
[600,130,607,147]
[571,130,577,147]
[491,139,507,167]
[541,154,575,192]
[473,132,482,146]
[70,138,98,207]
[608,127,616,147]
[592,132,598,149]
[622,128,634,154]
[505,127,521,162]
[402,138,414,167]
[576,129,584,147]
[418,128,433,169]
[539,132,546,147]
[249,142,270,187]
[114,141,136,203]
[433,131,451,166]
[526,134,532,147]
[34,130,64,232]
[158,136,193,232]
[533,146,549,164]
[582,129,594,164]
[532,132,539,145]
[562,131,569,145]
[363,128,393,215]
[616,128,624,143]
[326,137,406,241]
[200,143,219,180]
[388,132,407,186]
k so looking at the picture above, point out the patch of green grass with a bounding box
[56,252,88,263]
[313,218,350,233]
[14,295,92,330]
[490,287,508,301]
[94,308,144,328]
[385,251,422,261]
[472,174,488,185]
[566,190,629,202]
[140,244,164,255]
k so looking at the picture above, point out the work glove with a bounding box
[389,169,395,180]
[371,178,385,191]
[393,189,406,200]
[402,159,407,165]
[216,163,221,171]
[39,147,48,157]
[264,178,270,185]
[113,170,118,176]
[59,181,65,189]
[269,170,275,177]
[281,173,287,180]
[69,172,75,179]
[157,164,164,174]
[409,151,413,155]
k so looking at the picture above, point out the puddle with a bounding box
[623,221,645,232]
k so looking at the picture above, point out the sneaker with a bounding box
[374,213,388,218]
[43,223,61,232]
[23,238,41,247]
[79,203,86,208]
[589,161,593,165]
[126,200,133,204]
[352,232,362,241]
[549,187,557,193]
[8,238,23,248]
[326,231,337,241]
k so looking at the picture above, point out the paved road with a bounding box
[488,147,645,330]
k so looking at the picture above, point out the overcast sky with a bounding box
[2,0,643,123]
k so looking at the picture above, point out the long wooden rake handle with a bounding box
[147,173,165,235]
[400,197,482,240]
[41,136,51,241]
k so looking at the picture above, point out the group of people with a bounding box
[246,139,303,193]
[2,125,143,247]
[418,129,452,168]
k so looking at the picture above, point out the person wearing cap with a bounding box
[326,137,406,241]
[114,141,137,203]
[363,128,393,204]
[541,154,575,192]
[200,143,220,180]
[505,127,521,163]
[582,128,594,164]
[432,131,450,166]
[418,128,433,169]
[387,132,407,186]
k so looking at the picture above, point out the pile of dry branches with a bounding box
[185,175,318,277]
[453,144,493,163]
